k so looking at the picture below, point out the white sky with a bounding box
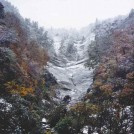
[7,0,134,29]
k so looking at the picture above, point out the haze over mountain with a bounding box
[7,0,134,29]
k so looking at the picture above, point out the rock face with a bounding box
[43,69,57,88]
[47,33,94,103]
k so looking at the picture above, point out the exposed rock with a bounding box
[43,69,57,88]
[63,95,71,104]
[62,87,71,91]
[47,34,93,103]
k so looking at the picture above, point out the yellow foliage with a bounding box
[5,81,34,96]
[45,130,52,134]
[20,87,34,96]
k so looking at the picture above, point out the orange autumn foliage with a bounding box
[5,81,34,96]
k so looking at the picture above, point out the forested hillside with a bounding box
[0,1,58,133]
[47,10,134,134]
[0,0,134,134]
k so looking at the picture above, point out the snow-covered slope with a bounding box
[47,31,94,103]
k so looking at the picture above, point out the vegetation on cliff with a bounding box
[48,10,134,134]
[0,1,58,133]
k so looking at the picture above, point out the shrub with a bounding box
[55,117,73,134]
[48,104,67,128]
[126,72,134,80]
[100,84,113,96]
[5,81,34,96]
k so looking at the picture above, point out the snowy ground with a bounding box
[47,35,93,103]
[0,98,12,111]
[47,62,93,103]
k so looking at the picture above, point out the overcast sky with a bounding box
[7,0,134,29]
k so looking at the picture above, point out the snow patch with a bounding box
[0,98,12,111]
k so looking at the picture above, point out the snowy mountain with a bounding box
[46,28,95,103]
[0,0,134,133]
